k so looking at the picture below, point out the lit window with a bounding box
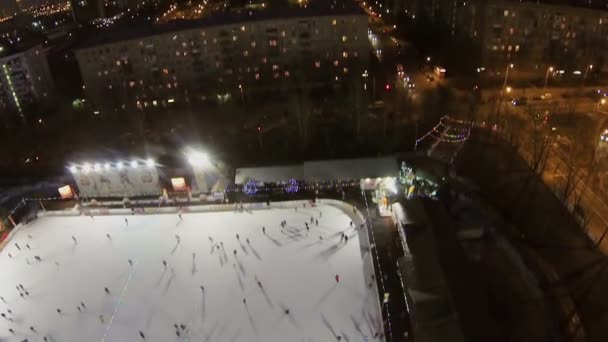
[163,68,169,75]
[251,41,256,47]
[343,67,348,74]
[332,19,337,25]
[269,39,277,47]
[342,35,347,42]
[129,81,136,87]
[315,61,321,68]
[281,31,286,37]
[233,35,237,41]
[243,50,249,56]
[116,60,121,66]
[284,71,290,77]
[515,45,520,52]
[333,60,339,67]
[272,64,279,71]
[507,45,512,51]
[262,57,267,63]
[255,73,260,80]
[504,10,509,17]
[342,51,348,58]
[240,26,245,32]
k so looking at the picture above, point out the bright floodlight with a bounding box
[146,158,155,167]
[68,165,78,173]
[116,161,124,170]
[94,163,101,171]
[82,163,92,173]
[130,160,138,168]
[104,162,111,170]
[186,150,210,167]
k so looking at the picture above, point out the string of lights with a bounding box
[415,115,473,148]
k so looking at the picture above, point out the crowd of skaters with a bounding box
[2,202,378,340]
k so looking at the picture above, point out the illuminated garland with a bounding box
[243,179,258,195]
[415,115,472,147]
[284,178,299,193]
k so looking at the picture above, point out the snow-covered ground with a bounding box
[0,201,383,342]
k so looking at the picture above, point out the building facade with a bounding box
[465,0,608,73]
[70,0,105,24]
[0,0,20,17]
[0,43,54,123]
[75,10,369,111]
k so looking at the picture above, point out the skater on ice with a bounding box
[34,256,41,262]
[106,233,111,240]
[104,287,110,294]
[71,236,77,244]
[15,243,20,250]
[139,331,145,339]
[236,234,240,240]
[163,260,167,268]
[26,244,30,250]
[124,218,129,226]
[262,226,266,234]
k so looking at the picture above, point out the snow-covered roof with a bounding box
[234,157,398,184]
[235,165,304,184]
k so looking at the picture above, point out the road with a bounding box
[499,104,608,253]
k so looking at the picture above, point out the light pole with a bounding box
[583,64,593,87]
[494,64,514,124]
[543,66,554,91]
[238,84,244,104]
[595,98,606,112]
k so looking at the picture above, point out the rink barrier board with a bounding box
[37,199,317,218]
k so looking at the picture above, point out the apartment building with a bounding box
[75,5,369,111]
[0,43,54,122]
[468,0,608,73]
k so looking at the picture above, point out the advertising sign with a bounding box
[71,161,161,198]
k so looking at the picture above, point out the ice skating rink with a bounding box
[0,201,384,341]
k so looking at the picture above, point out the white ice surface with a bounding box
[0,203,383,342]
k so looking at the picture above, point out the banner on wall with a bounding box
[171,177,187,192]
[58,185,74,199]
[72,162,161,198]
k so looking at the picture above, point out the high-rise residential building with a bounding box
[0,43,55,123]
[464,0,608,73]
[0,0,20,17]
[74,4,369,111]
[70,0,105,25]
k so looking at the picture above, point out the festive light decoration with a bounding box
[284,178,299,193]
[243,179,258,195]
[415,115,473,148]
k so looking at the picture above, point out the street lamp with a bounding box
[583,64,593,87]
[543,66,554,91]
[494,64,514,124]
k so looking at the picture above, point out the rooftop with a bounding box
[77,0,364,50]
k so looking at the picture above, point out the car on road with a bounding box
[512,97,528,106]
